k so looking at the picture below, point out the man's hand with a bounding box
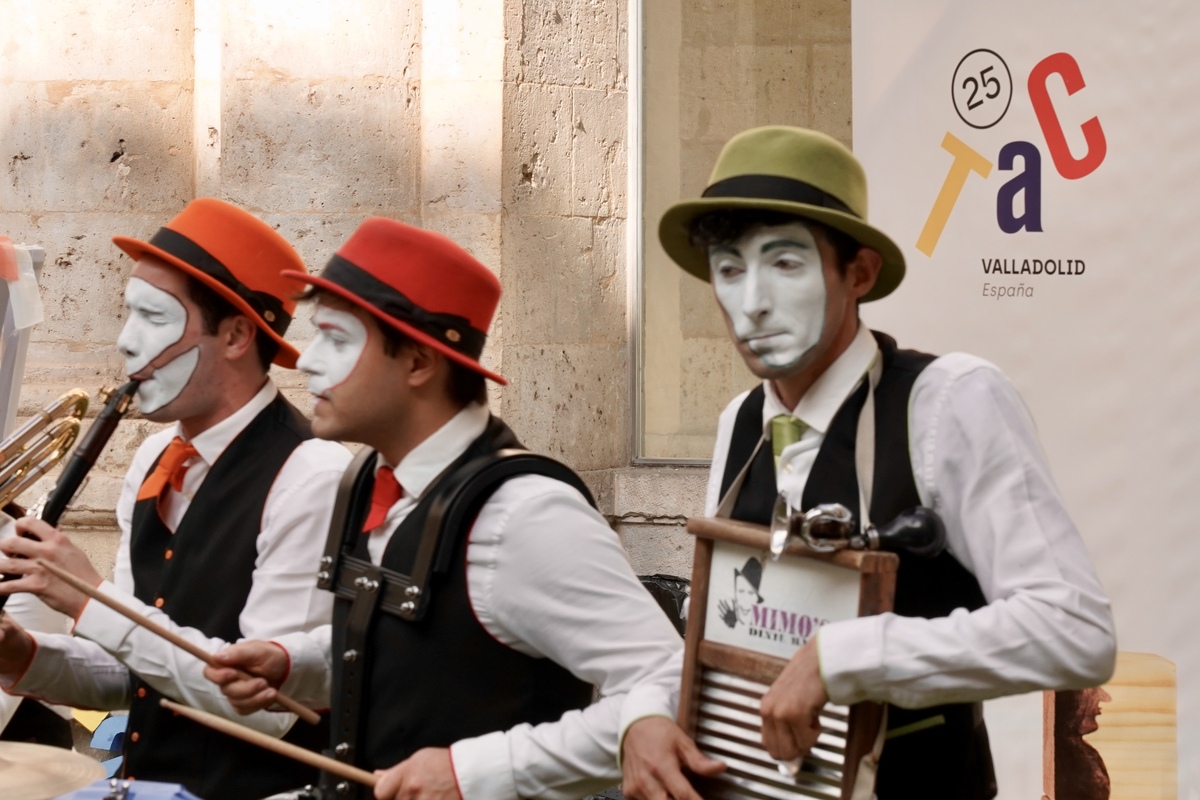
[203,640,290,715]
[373,747,459,800]
[620,716,725,800]
[759,636,828,761]
[0,611,35,680]
[0,518,103,619]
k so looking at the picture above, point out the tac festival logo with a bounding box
[915,48,1108,298]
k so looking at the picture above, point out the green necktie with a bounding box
[771,414,807,471]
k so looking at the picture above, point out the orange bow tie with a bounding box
[137,436,199,502]
[362,467,403,532]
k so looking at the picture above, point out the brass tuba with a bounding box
[0,389,89,509]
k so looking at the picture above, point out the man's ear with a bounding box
[219,315,258,362]
[847,247,883,301]
[406,341,444,390]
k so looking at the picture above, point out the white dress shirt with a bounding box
[274,402,684,800]
[0,512,72,732]
[707,324,1116,709]
[2,381,351,737]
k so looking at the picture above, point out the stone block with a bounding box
[0,81,193,213]
[422,78,503,214]
[753,0,849,46]
[259,212,371,279]
[0,211,165,357]
[220,77,420,214]
[419,211,502,276]
[811,43,852,146]
[501,342,628,471]
[679,45,758,147]
[751,45,811,128]
[571,86,626,219]
[0,0,193,82]
[503,82,573,217]
[223,0,420,81]
[501,214,624,346]
[508,0,624,90]
[617,521,694,578]
[680,0,747,47]
[679,270,725,338]
[424,0,504,83]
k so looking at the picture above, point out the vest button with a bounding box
[164,549,173,560]
[154,598,165,608]
[130,732,140,743]
[342,650,358,663]
[137,687,147,699]
[335,742,350,756]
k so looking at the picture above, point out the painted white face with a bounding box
[136,347,200,413]
[709,222,827,372]
[297,305,369,405]
[117,277,201,413]
[118,277,187,375]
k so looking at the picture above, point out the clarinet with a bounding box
[0,380,139,610]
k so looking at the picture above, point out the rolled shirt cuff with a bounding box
[449,730,516,800]
[273,630,332,708]
[616,685,679,767]
[815,616,886,706]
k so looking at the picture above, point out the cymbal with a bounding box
[0,740,105,800]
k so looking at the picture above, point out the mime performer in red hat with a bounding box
[205,218,684,800]
[0,198,351,800]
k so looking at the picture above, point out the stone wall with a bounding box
[3,0,852,581]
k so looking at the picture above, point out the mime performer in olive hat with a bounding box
[619,127,1117,800]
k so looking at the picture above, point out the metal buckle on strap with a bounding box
[332,556,425,621]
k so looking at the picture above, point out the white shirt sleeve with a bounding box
[448,476,684,800]
[817,354,1117,708]
[69,438,349,735]
[1,478,134,710]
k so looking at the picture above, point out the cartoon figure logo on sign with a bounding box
[917,48,1108,260]
[719,557,765,628]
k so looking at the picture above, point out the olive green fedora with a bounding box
[658,126,904,302]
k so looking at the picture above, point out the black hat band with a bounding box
[321,255,487,361]
[703,174,860,219]
[148,228,292,336]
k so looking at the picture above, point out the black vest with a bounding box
[719,332,997,800]
[326,416,594,798]
[124,395,328,800]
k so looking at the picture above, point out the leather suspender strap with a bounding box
[317,447,376,594]
[329,561,384,772]
[325,448,597,623]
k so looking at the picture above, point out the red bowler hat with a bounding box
[112,197,307,368]
[284,218,505,384]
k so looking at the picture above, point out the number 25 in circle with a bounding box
[953,49,1013,129]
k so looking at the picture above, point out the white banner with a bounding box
[853,2,1200,797]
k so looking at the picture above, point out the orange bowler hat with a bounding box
[112,198,307,368]
[285,218,505,384]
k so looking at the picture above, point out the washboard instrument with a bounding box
[679,515,898,800]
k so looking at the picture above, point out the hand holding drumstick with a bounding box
[32,557,320,726]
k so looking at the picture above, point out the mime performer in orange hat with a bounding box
[205,218,684,800]
[0,198,351,799]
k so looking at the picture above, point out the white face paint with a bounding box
[118,277,188,375]
[136,346,200,413]
[709,222,827,372]
[297,305,369,404]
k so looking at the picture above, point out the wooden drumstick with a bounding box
[35,557,322,726]
[160,698,377,787]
